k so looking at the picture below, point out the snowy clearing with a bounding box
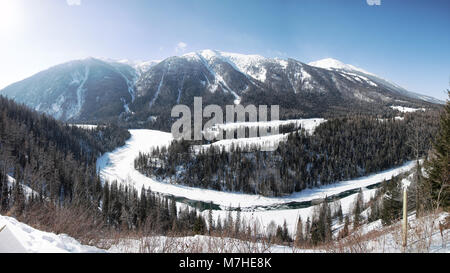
[195,132,289,153]
[199,118,326,152]
[390,106,426,113]
[207,118,326,135]
[68,124,98,130]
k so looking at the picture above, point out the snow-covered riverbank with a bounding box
[96,129,418,235]
[97,129,417,209]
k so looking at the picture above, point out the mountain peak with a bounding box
[308,58,374,76]
[182,49,266,62]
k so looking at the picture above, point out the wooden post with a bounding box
[402,187,408,251]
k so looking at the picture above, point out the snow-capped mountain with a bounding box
[0,58,138,122]
[129,50,440,129]
[308,58,444,104]
[0,50,442,127]
[115,59,161,75]
[308,58,376,76]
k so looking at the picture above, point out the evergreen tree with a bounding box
[275,225,284,243]
[295,217,304,246]
[423,91,450,211]
[208,202,214,235]
[0,170,8,212]
[337,203,343,223]
[380,177,403,226]
[282,220,291,242]
[339,215,350,238]
[353,189,364,229]
[235,204,241,236]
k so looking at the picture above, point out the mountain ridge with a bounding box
[0,50,444,128]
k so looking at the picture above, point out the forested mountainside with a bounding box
[0,58,139,123]
[121,51,442,131]
[0,96,210,242]
[135,110,440,197]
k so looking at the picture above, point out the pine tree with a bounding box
[170,198,177,220]
[337,203,343,223]
[235,204,241,236]
[305,217,311,243]
[282,220,291,242]
[423,91,450,211]
[353,189,364,229]
[207,202,214,235]
[102,182,110,222]
[310,220,321,246]
[381,177,402,226]
[0,169,8,212]
[275,225,284,243]
[339,215,350,238]
[295,217,304,247]
[226,206,233,235]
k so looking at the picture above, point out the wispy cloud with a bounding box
[175,42,187,53]
[366,0,381,6]
[66,0,81,6]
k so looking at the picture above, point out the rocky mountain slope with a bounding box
[1,50,442,128]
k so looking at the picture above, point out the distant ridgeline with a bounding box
[0,52,443,132]
[135,111,440,197]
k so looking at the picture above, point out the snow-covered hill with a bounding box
[308,58,444,105]
[0,214,104,253]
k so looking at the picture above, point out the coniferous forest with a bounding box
[135,111,440,197]
[0,96,209,243]
[0,93,447,249]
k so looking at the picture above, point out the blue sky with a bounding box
[0,0,449,100]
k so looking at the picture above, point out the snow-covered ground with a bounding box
[68,124,98,130]
[0,214,104,253]
[390,106,426,113]
[335,212,449,253]
[103,211,450,253]
[199,118,326,152]
[207,118,326,135]
[378,116,405,122]
[2,210,446,253]
[96,129,419,235]
[200,186,379,238]
[106,235,302,253]
[0,212,299,253]
[195,132,289,153]
[6,175,38,199]
[97,131,416,209]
